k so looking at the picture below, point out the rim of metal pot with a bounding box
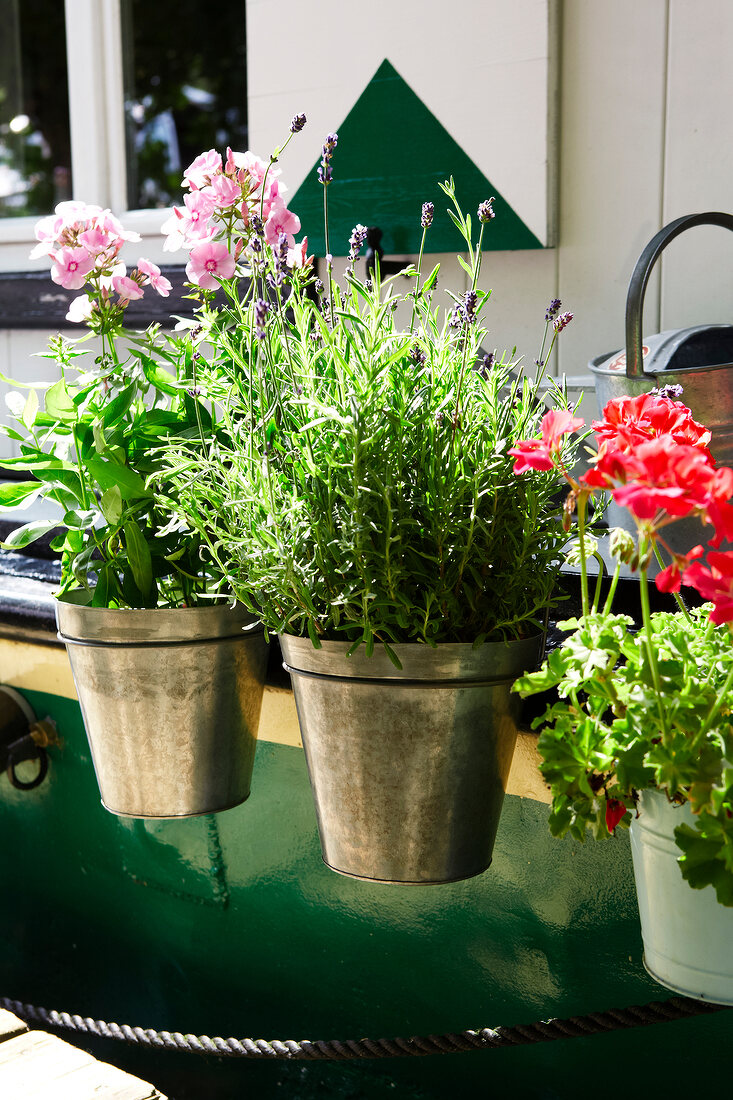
[625,211,733,379]
[55,594,262,645]
[279,634,544,682]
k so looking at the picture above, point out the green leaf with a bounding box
[0,481,41,509]
[0,517,59,550]
[101,383,137,427]
[22,390,39,430]
[44,380,78,423]
[99,485,123,525]
[124,519,153,597]
[140,354,179,396]
[86,457,151,501]
[91,567,112,608]
[421,264,440,295]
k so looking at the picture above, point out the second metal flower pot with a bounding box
[280,634,543,885]
[56,597,268,819]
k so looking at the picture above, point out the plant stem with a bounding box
[652,542,692,621]
[409,224,429,336]
[638,557,669,740]
[322,183,334,329]
[577,492,590,617]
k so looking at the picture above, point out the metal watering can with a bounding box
[589,211,733,558]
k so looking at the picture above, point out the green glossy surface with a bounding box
[292,59,542,256]
[0,687,729,1096]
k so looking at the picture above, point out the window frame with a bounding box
[0,0,174,260]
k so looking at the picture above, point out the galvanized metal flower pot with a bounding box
[280,634,543,885]
[56,597,268,819]
[630,789,733,1004]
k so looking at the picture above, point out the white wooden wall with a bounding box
[2,0,733,460]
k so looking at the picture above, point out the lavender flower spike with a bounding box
[290,113,307,134]
[477,197,495,223]
[463,289,479,325]
[348,223,368,263]
[553,311,573,333]
[545,298,561,322]
[255,298,270,340]
[421,202,434,229]
[318,132,338,185]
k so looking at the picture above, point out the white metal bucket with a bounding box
[630,789,733,1004]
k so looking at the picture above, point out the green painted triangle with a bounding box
[292,59,543,256]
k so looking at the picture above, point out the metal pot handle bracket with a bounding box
[625,211,733,378]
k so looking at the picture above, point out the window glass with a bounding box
[121,0,248,210]
[0,0,72,218]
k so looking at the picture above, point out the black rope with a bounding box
[0,994,727,1061]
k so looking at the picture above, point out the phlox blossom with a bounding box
[65,294,95,324]
[50,246,96,290]
[179,190,216,242]
[206,173,241,208]
[287,237,312,270]
[112,274,144,303]
[186,240,236,289]
[264,188,301,247]
[96,209,142,246]
[137,258,172,297]
[183,149,223,189]
[161,207,187,252]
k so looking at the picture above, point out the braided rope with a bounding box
[0,994,726,1061]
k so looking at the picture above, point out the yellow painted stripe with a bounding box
[0,638,550,802]
[0,638,77,700]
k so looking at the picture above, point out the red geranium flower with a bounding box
[509,409,584,475]
[593,393,713,456]
[605,798,627,833]
[683,551,733,624]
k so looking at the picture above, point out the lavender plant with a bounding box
[161,133,578,657]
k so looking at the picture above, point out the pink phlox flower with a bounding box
[65,294,96,324]
[236,151,278,190]
[55,200,103,224]
[78,225,120,266]
[264,198,301,247]
[183,149,223,189]
[185,240,236,289]
[161,207,187,252]
[136,258,172,297]
[179,189,216,242]
[30,213,66,258]
[287,236,312,270]
[64,294,95,323]
[112,274,144,303]
[50,245,96,290]
[96,209,141,245]
[205,173,241,208]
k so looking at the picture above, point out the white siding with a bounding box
[2,0,733,450]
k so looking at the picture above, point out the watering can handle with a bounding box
[625,211,733,378]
